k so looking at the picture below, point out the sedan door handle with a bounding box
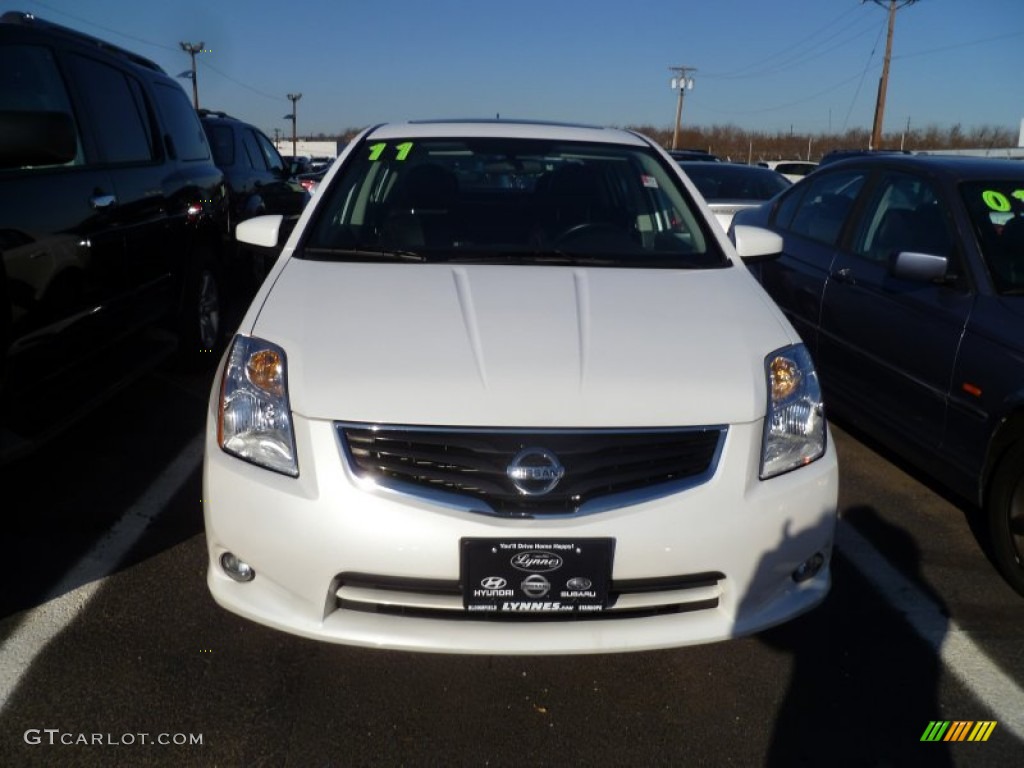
[91,193,117,210]
[831,267,856,285]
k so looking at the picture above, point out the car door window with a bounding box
[240,129,268,171]
[254,131,286,174]
[779,169,866,246]
[851,171,953,264]
[0,44,84,167]
[152,82,209,162]
[68,54,154,164]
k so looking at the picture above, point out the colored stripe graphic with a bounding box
[921,721,997,742]
[921,721,950,742]
[968,722,997,742]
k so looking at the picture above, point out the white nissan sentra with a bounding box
[203,119,838,654]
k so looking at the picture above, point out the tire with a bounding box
[987,440,1024,596]
[176,247,223,370]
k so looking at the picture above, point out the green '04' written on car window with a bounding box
[961,181,1024,294]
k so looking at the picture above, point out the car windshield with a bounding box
[961,180,1024,294]
[300,136,726,268]
[681,164,791,203]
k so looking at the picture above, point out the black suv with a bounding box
[0,11,228,458]
[198,109,308,285]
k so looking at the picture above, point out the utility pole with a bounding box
[868,0,918,150]
[179,41,205,110]
[669,66,696,150]
[285,93,302,158]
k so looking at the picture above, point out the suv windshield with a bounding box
[961,180,1024,294]
[301,137,725,268]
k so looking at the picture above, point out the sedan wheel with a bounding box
[988,442,1024,596]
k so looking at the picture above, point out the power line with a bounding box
[702,5,867,80]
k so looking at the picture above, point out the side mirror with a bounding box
[236,214,284,249]
[731,225,783,262]
[0,110,77,168]
[890,250,949,283]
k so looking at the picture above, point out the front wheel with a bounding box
[987,441,1024,596]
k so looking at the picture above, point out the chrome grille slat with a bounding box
[334,571,726,620]
[338,424,725,515]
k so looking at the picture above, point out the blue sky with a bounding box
[20,0,1024,139]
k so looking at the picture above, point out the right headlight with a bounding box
[217,334,298,477]
[760,343,826,479]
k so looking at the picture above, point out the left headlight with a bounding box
[760,343,826,480]
[217,334,298,477]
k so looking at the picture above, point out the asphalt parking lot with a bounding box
[0,358,1022,768]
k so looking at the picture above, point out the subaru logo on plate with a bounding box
[520,574,551,598]
[480,576,507,590]
[506,447,565,496]
[566,576,593,591]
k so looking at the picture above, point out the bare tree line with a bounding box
[627,123,1019,163]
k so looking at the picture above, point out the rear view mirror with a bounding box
[0,110,76,168]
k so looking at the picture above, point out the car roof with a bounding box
[818,153,1024,181]
[1,10,164,73]
[365,119,652,146]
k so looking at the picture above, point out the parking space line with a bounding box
[0,435,204,713]
[3,448,1021,743]
[837,520,1024,741]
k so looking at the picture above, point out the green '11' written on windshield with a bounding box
[368,142,414,161]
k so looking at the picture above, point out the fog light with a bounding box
[220,552,255,583]
[791,553,825,583]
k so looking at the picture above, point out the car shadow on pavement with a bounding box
[751,507,953,767]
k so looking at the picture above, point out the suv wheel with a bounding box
[988,441,1024,596]
[177,247,223,368]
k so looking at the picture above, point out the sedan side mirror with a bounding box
[731,225,783,263]
[236,214,284,249]
[890,250,949,283]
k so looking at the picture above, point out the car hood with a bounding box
[247,260,796,427]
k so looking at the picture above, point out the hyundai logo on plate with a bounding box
[506,447,565,495]
[480,576,507,590]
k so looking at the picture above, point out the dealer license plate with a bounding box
[461,538,614,614]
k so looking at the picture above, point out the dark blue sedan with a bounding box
[730,154,1024,596]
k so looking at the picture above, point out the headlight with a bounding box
[760,344,826,479]
[217,334,298,477]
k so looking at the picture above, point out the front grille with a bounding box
[338,424,725,516]
[333,571,725,621]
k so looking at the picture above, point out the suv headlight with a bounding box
[217,334,298,477]
[760,344,826,479]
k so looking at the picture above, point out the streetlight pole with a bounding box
[286,93,302,159]
[179,41,205,110]
[669,66,696,150]
[868,0,918,150]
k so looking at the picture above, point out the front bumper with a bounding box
[203,411,838,655]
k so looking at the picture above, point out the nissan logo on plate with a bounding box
[506,447,565,495]
[520,574,551,598]
[510,551,563,573]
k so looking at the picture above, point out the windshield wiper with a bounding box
[302,246,427,263]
